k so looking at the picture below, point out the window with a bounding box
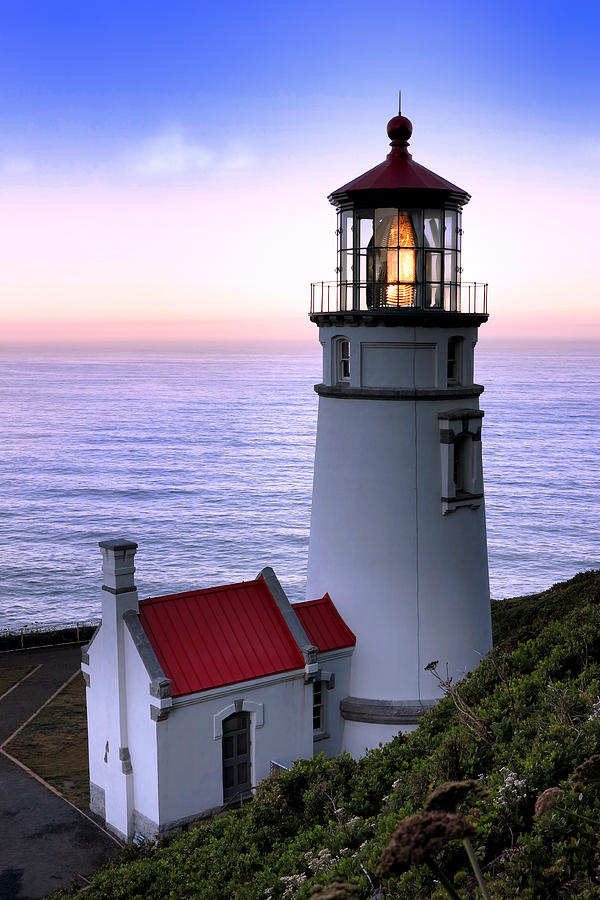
[335,338,350,384]
[447,337,462,385]
[438,409,484,514]
[453,433,472,495]
[222,712,251,801]
[313,681,324,732]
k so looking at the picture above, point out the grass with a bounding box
[5,673,90,811]
[0,664,35,698]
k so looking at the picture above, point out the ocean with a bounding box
[0,341,598,631]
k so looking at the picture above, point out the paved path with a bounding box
[0,645,121,899]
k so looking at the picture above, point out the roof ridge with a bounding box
[140,577,261,607]
[291,593,330,608]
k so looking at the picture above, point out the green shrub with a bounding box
[48,570,600,899]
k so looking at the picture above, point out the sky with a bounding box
[1,0,599,344]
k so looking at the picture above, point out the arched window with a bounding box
[447,336,462,385]
[334,337,350,384]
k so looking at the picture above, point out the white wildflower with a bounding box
[588,697,600,721]
[280,873,308,899]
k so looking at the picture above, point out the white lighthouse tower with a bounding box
[305,109,493,757]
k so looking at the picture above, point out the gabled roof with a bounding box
[138,576,305,697]
[137,577,356,698]
[292,594,356,653]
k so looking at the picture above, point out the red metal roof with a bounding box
[292,594,356,653]
[139,576,305,697]
[329,113,469,203]
[330,154,468,198]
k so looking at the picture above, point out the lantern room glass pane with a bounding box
[341,210,353,249]
[444,284,458,311]
[374,209,398,247]
[424,211,442,248]
[375,249,389,283]
[357,212,374,248]
[408,209,422,246]
[426,251,442,282]
[426,283,442,308]
[444,211,457,249]
[444,251,457,283]
[359,252,368,282]
[342,250,353,283]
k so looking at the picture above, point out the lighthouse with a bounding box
[305,109,493,757]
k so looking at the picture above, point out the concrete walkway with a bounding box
[0,645,121,899]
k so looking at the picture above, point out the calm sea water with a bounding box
[0,341,598,630]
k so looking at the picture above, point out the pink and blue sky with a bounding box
[1,0,599,343]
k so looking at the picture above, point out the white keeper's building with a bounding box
[83,107,493,841]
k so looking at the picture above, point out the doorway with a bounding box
[222,711,251,801]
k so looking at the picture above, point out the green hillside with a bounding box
[52,570,600,900]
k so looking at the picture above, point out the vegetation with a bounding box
[6,674,90,810]
[49,570,600,900]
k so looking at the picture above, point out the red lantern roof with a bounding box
[329,113,470,206]
[138,575,355,697]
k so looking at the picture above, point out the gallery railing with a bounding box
[310,281,487,315]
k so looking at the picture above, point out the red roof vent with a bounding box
[292,594,356,653]
[139,576,305,697]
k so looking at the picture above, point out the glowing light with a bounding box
[386,212,416,306]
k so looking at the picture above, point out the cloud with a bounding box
[0,156,35,176]
[128,128,254,177]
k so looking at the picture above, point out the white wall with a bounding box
[312,648,353,759]
[123,625,160,831]
[84,587,138,840]
[156,669,314,828]
[306,322,492,755]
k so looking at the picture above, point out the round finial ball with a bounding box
[387,114,413,143]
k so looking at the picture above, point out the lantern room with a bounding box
[311,111,487,317]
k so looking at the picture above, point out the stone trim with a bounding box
[150,705,170,722]
[311,311,487,329]
[119,746,133,775]
[122,609,171,700]
[82,671,91,687]
[438,408,484,420]
[89,782,106,819]
[102,584,139,596]
[258,567,317,660]
[132,808,160,840]
[441,492,483,503]
[315,384,484,402]
[214,700,264,739]
[99,539,138,551]
[81,623,101,665]
[172,668,305,708]
[340,696,437,725]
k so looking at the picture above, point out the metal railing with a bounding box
[310,281,487,315]
[0,618,100,652]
